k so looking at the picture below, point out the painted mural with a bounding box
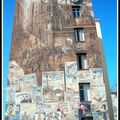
[35,113,46,120]
[91,85,107,112]
[46,111,61,120]
[20,103,37,120]
[29,85,42,104]
[6,86,16,104]
[64,91,80,120]
[65,62,79,92]
[78,69,93,81]
[78,68,104,85]
[56,102,69,119]
[5,103,16,116]
[5,0,110,119]
[19,73,37,92]
[111,92,117,120]
[5,60,108,120]
[8,61,24,91]
[42,71,64,103]
[5,112,20,120]
[7,111,20,120]
[91,68,104,84]
[92,112,107,120]
[15,92,29,105]
[9,0,102,86]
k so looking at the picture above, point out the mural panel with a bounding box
[92,112,107,120]
[64,91,80,120]
[78,68,104,85]
[65,62,79,92]
[20,103,37,120]
[8,60,24,86]
[46,111,61,120]
[19,73,37,92]
[35,113,46,120]
[78,70,93,81]
[42,71,64,103]
[5,103,16,116]
[8,111,20,120]
[29,85,42,104]
[5,0,109,118]
[15,92,29,105]
[6,86,16,104]
[37,103,52,113]
[91,85,107,112]
[91,68,104,84]
[56,102,69,119]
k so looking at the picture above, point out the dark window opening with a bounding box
[81,117,93,120]
[77,53,88,70]
[80,88,85,101]
[74,28,85,42]
[79,83,90,102]
[71,0,83,4]
[72,6,81,18]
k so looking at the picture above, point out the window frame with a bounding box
[74,28,85,42]
[72,6,81,18]
[79,83,91,102]
[76,53,88,70]
[71,0,83,4]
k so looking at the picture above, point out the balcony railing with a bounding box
[78,101,108,120]
[79,101,92,117]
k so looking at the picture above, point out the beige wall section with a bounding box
[95,19,102,39]
[95,19,115,120]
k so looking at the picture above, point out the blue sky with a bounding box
[3,0,117,118]
[92,0,117,90]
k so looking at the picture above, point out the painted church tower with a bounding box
[5,0,114,120]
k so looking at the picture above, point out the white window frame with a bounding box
[79,83,91,102]
[74,28,85,42]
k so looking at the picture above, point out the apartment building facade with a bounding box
[5,0,114,120]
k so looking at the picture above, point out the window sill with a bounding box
[80,101,91,103]
[75,41,86,43]
[71,3,82,6]
[78,68,89,71]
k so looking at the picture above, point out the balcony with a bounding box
[79,101,108,120]
[79,101,92,116]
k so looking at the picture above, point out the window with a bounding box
[72,6,81,18]
[77,53,88,70]
[74,28,85,42]
[81,117,93,120]
[79,83,90,102]
[71,0,83,4]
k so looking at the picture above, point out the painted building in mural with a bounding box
[111,92,117,120]
[5,0,114,120]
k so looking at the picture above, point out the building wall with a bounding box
[111,92,117,120]
[5,0,112,120]
[10,0,102,84]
